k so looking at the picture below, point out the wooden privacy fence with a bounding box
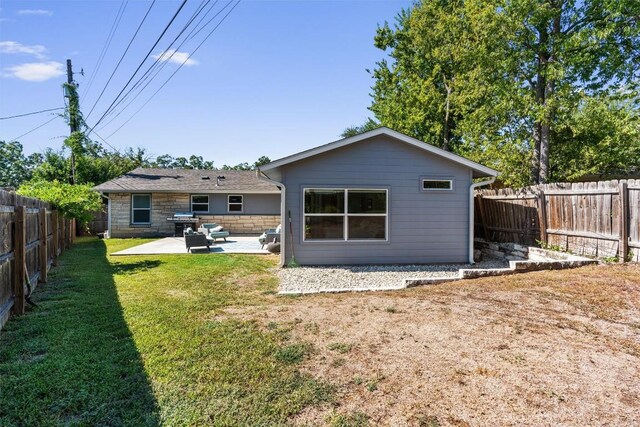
[0,190,76,330]
[475,179,640,262]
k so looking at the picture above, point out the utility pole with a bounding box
[66,59,78,184]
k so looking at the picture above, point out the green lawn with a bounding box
[0,238,332,426]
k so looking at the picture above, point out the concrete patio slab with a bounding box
[111,236,271,256]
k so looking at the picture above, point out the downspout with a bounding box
[469,176,496,264]
[256,169,286,267]
[100,192,112,239]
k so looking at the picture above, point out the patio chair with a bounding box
[198,223,230,242]
[259,224,281,249]
[185,233,211,253]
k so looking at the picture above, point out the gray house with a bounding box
[94,168,280,238]
[258,127,498,266]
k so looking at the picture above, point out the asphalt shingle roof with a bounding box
[93,168,279,193]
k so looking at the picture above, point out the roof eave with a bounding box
[259,127,499,177]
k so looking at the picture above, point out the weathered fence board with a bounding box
[476,179,640,262]
[0,189,74,331]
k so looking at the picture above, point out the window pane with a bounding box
[423,180,452,190]
[133,209,150,223]
[192,204,208,212]
[348,216,386,240]
[228,203,242,212]
[229,195,243,204]
[348,190,386,214]
[132,195,150,209]
[304,190,344,214]
[305,216,344,240]
[192,195,208,204]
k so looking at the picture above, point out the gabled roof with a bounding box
[259,127,498,178]
[93,168,279,193]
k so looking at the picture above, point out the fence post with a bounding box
[536,189,548,246]
[12,205,26,315]
[61,217,66,254]
[619,182,628,263]
[39,208,47,283]
[52,210,59,266]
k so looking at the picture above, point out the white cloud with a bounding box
[152,49,198,66]
[0,41,47,59]
[17,9,53,16]
[4,61,65,82]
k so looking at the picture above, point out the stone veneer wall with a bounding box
[109,192,280,237]
[197,215,280,234]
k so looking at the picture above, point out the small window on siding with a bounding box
[132,194,151,224]
[191,195,209,212]
[228,195,243,212]
[421,179,453,191]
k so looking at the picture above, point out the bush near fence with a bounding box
[475,179,640,262]
[0,190,75,330]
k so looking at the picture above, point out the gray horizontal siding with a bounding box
[191,193,280,215]
[280,135,472,265]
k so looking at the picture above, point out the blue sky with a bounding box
[0,0,411,166]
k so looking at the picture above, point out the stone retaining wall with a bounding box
[475,238,529,261]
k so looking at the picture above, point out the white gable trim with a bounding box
[260,127,498,177]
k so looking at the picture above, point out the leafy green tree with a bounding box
[551,94,640,180]
[222,156,272,171]
[341,118,381,138]
[17,180,103,224]
[0,141,43,188]
[369,0,640,185]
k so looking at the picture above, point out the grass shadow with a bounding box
[0,238,159,426]
[111,259,163,275]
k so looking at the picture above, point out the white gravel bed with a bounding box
[278,259,509,294]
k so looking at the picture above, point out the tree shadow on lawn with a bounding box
[0,239,159,426]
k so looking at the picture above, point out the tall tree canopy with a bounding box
[369,0,640,186]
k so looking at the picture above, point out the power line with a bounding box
[83,1,128,101]
[9,115,60,141]
[105,0,241,139]
[85,0,156,121]
[86,0,188,137]
[98,0,225,130]
[0,107,64,120]
[97,0,213,124]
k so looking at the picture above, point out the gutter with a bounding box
[256,169,286,267]
[99,192,111,239]
[468,176,496,264]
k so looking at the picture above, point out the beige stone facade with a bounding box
[108,192,280,237]
[197,215,280,235]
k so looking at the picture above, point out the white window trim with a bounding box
[131,194,151,224]
[302,188,389,242]
[421,178,454,191]
[227,194,243,213]
[191,194,209,212]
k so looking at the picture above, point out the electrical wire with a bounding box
[85,0,156,121]
[83,1,128,101]
[9,115,60,141]
[97,0,213,125]
[105,0,241,139]
[0,107,64,120]
[98,1,228,130]
[86,0,188,137]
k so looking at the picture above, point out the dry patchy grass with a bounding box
[242,263,640,426]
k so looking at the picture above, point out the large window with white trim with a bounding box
[191,195,209,212]
[131,194,151,224]
[303,189,387,241]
